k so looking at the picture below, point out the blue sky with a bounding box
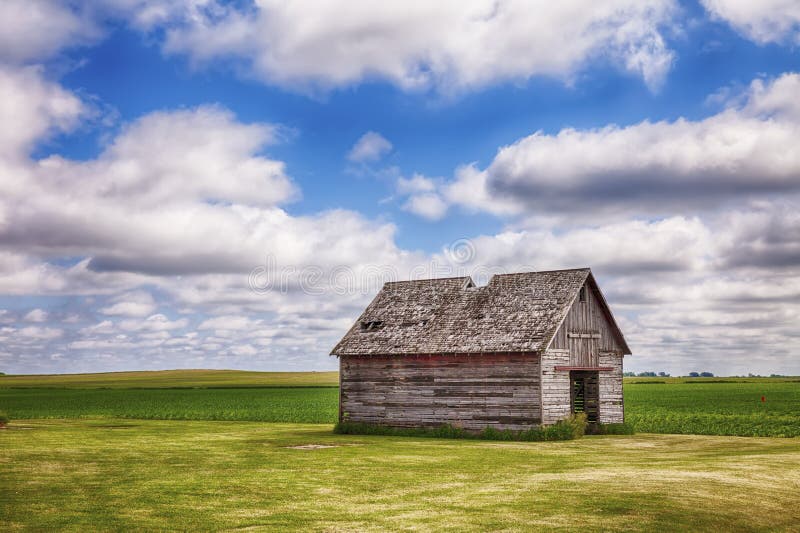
[1,0,799,376]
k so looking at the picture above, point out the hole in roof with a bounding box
[401,319,429,327]
[360,320,383,332]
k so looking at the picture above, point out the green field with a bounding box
[625,378,800,437]
[0,369,338,388]
[0,387,339,423]
[1,371,799,531]
[2,371,798,437]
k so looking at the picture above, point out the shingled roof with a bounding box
[331,268,629,356]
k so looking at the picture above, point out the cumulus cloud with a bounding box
[419,73,800,220]
[162,0,678,93]
[701,0,800,44]
[100,291,157,317]
[0,65,423,373]
[396,174,448,221]
[402,194,448,221]
[715,203,800,270]
[16,326,64,341]
[0,66,86,159]
[459,217,713,276]
[0,1,101,63]
[198,315,259,332]
[348,131,392,163]
[0,103,309,274]
[23,309,48,322]
[118,314,188,332]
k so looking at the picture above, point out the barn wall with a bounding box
[549,280,625,366]
[598,352,624,423]
[340,353,541,431]
[540,349,571,424]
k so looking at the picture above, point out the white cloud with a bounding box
[16,326,63,341]
[0,103,309,274]
[448,216,713,277]
[198,315,259,331]
[443,164,523,217]
[396,174,436,195]
[98,0,217,32]
[38,105,298,208]
[23,309,48,322]
[162,0,677,93]
[0,66,86,159]
[118,314,188,332]
[702,0,800,44]
[425,73,800,220]
[0,1,101,63]
[402,193,448,221]
[396,174,448,220]
[100,291,158,317]
[348,131,392,163]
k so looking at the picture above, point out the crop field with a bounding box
[0,387,339,423]
[625,378,800,437]
[0,369,339,388]
[1,371,798,437]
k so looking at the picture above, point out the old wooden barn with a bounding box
[331,268,630,430]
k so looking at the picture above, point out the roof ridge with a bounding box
[384,276,472,285]
[491,267,591,277]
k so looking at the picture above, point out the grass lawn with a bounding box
[1,419,799,531]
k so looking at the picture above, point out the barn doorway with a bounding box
[570,371,599,423]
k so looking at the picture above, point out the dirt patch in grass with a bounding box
[286,444,339,450]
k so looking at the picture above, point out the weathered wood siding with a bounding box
[549,281,625,366]
[340,353,541,431]
[598,352,624,423]
[540,349,571,424]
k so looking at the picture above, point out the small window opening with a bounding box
[360,320,384,332]
[579,286,586,303]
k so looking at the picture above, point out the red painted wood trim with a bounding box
[554,366,614,371]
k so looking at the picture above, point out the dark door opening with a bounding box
[570,371,599,423]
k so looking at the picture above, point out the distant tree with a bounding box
[623,372,636,377]
[658,372,670,377]
[637,371,657,377]
[699,372,714,377]
[689,372,700,377]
